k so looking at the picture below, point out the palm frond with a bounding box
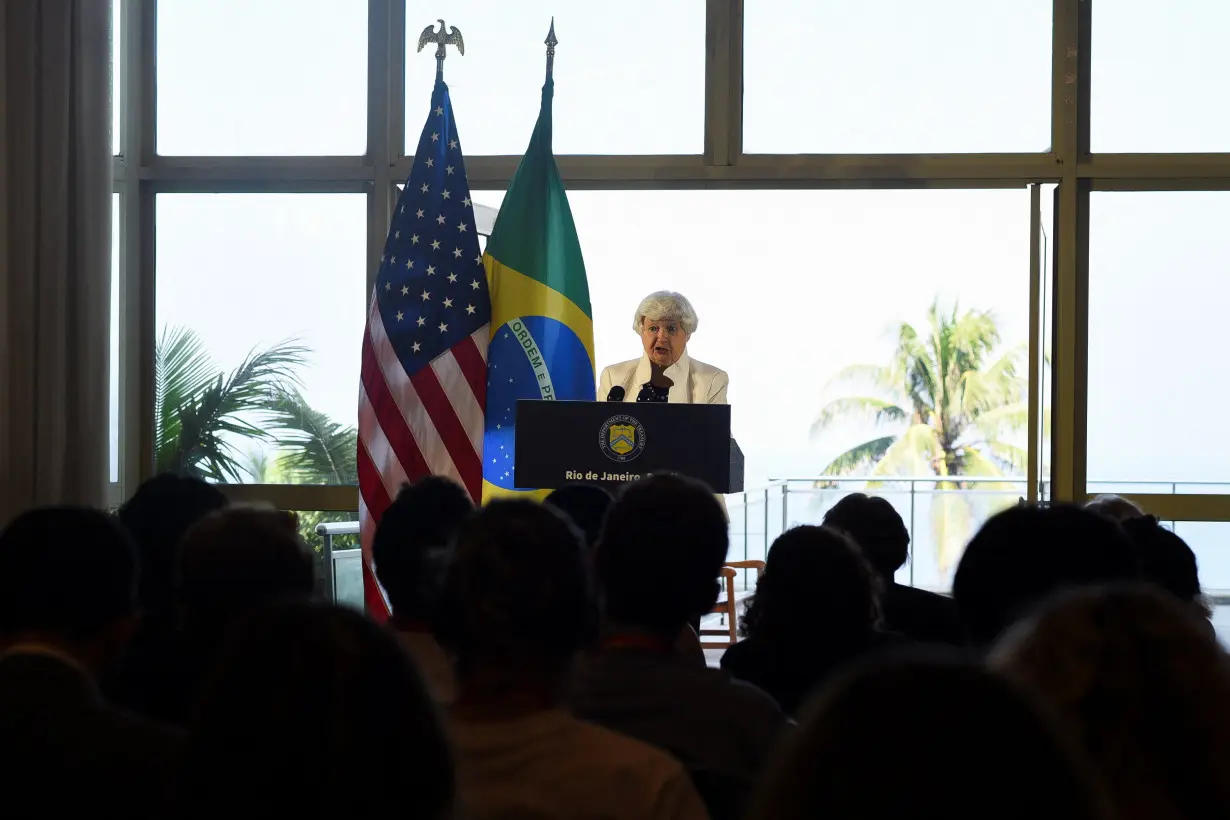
[266,387,358,485]
[155,326,221,462]
[157,337,311,482]
[871,424,943,478]
[818,435,897,477]
[811,397,907,437]
[822,363,897,393]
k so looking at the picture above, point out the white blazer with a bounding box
[597,351,729,406]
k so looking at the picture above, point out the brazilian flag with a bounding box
[481,74,595,502]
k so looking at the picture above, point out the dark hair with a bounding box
[821,493,910,579]
[434,500,598,670]
[373,476,474,621]
[544,483,613,549]
[179,601,454,820]
[178,506,316,634]
[0,506,137,640]
[1120,515,1203,606]
[748,653,1108,820]
[116,473,227,619]
[952,504,1138,648]
[994,585,1230,820]
[741,526,881,644]
[596,473,729,633]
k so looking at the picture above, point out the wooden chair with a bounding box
[699,560,765,649]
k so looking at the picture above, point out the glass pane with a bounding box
[475,189,1033,587]
[155,194,366,484]
[156,0,367,155]
[1169,522,1230,593]
[403,3,704,155]
[1088,193,1229,484]
[1092,1,1230,152]
[744,1,1051,153]
[112,0,121,155]
[110,194,120,483]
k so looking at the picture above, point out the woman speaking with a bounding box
[598,291,729,405]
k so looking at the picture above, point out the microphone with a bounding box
[606,386,625,402]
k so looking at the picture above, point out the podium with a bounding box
[513,400,744,493]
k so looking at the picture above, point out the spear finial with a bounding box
[545,18,557,80]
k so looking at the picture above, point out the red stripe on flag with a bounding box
[409,364,483,501]
[451,333,488,409]
[357,440,392,621]
[361,334,432,482]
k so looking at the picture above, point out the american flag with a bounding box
[357,77,491,619]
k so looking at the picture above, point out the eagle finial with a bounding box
[416,19,465,76]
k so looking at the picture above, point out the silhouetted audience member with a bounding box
[0,507,183,819]
[545,483,613,549]
[177,601,454,820]
[1120,515,1211,622]
[171,505,315,722]
[822,493,961,645]
[374,475,474,704]
[547,482,706,667]
[570,474,789,812]
[438,500,708,820]
[994,585,1230,820]
[952,503,1137,648]
[105,474,227,719]
[721,526,903,716]
[747,654,1110,820]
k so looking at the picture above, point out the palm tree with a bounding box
[265,387,358,485]
[812,299,1034,569]
[154,326,308,482]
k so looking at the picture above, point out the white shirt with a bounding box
[450,708,710,820]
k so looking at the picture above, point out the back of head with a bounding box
[952,504,1137,647]
[180,601,453,820]
[0,506,137,646]
[435,500,597,673]
[741,526,881,644]
[1085,493,1145,523]
[178,506,315,634]
[373,476,474,622]
[544,483,613,550]
[822,493,909,579]
[117,473,227,617]
[1119,515,1204,611]
[597,473,729,633]
[748,653,1107,820]
[993,585,1230,820]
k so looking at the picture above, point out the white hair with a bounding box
[632,291,698,335]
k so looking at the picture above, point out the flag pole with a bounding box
[545,18,557,80]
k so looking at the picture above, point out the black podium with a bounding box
[513,400,744,493]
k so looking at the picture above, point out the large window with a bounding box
[154,194,366,484]
[156,0,368,155]
[472,187,1033,588]
[107,1,1230,623]
[403,1,705,155]
[744,0,1052,153]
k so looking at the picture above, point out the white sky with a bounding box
[110,0,1230,587]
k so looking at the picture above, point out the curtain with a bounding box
[0,1,113,524]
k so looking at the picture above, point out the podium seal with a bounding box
[599,414,646,463]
